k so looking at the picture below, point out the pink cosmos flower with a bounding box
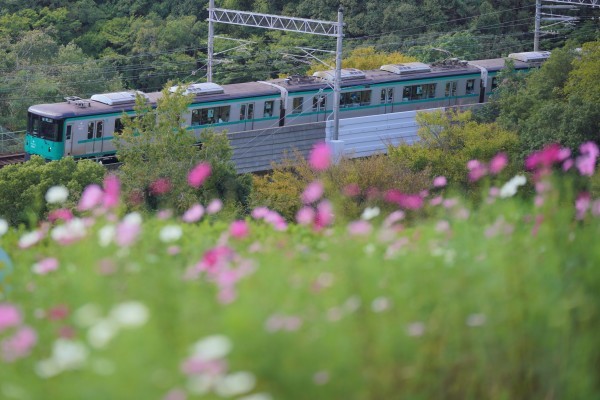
[382,210,405,228]
[296,206,315,225]
[563,158,574,171]
[180,357,227,376]
[206,199,223,214]
[229,220,249,239]
[150,178,172,195]
[467,159,487,182]
[309,142,331,171]
[576,141,599,176]
[32,258,59,275]
[525,143,561,171]
[182,204,204,223]
[264,210,287,231]
[384,190,424,210]
[489,152,508,175]
[576,192,591,220]
[432,176,447,188]
[347,220,372,236]
[115,214,142,247]
[429,196,443,206]
[188,163,211,188]
[302,181,324,204]
[163,389,188,400]
[251,207,269,219]
[78,184,103,211]
[0,304,21,332]
[157,209,173,220]
[103,175,120,209]
[314,200,334,230]
[48,305,69,321]
[1,326,37,362]
[592,200,600,217]
[48,209,73,223]
[343,183,360,197]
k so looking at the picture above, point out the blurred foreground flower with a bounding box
[309,142,331,171]
[45,186,69,204]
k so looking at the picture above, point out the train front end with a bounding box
[24,107,65,161]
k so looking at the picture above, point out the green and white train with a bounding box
[25,51,550,161]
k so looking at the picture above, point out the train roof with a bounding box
[28,53,545,119]
[28,81,281,119]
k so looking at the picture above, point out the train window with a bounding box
[491,77,498,90]
[292,97,303,114]
[87,122,94,139]
[402,84,437,101]
[192,106,230,125]
[114,118,124,135]
[264,101,274,117]
[66,125,72,140]
[96,121,103,138]
[340,90,371,108]
[312,95,326,111]
[247,104,254,120]
[445,81,457,97]
[466,79,476,95]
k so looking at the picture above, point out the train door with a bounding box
[85,120,104,156]
[312,95,326,122]
[239,103,255,131]
[64,124,73,157]
[444,81,458,106]
[380,88,394,113]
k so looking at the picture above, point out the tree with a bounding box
[115,85,251,213]
[388,109,519,187]
[0,156,105,227]
[306,47,416,75]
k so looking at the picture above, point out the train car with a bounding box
[24,51,549,161]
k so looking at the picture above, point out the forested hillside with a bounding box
[0,0,598,130]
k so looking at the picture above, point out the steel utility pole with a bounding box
[206,3,345,147]
[534,0,542,51]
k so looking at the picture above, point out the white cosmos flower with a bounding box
[45,185,69,204]
[499,175,527,198]
[238,394,273,400]
[0,218,8,236]
[191,335,232,360]
[123,212,143,225]
[52,339,89,370]
[187,374,218,395]
[109,301,149,328]
[360,207,380,221]
[51,218,86,244]
[87,319,119,349]
[18,230,43,248]
[214,372,256,397]
[35,358,61,378]
[159,225,182,242]
[98,225,116,247]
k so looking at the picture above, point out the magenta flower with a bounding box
[78,184,103,211]
[251,207,269,219]
[384,190,424,210]
[264,210,287,231]
[467,159,487,182]
[229,220,249,239]
[576,141,599,176]
[489,152,508,175]
[0,304,21,332]
[115,213,142,247]
[32,258,59,275]
[314,200,334,230]
[180,357,227,376]
[525,143,562,171]
[309,142,331,171]
[432,176,447,188]
[302,181,324,204]
[103,175,120,209]
[188,162,212,188]
[183,204,204,223]
[343,183,360,197]
[1,326,37,362]
[48,208,74,223]
[150,178,172,195]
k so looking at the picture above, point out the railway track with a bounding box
[0,152,25,167]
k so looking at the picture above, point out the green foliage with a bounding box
[0,156,105,227]
[3,168,600,398]
[498,41,600,157]
[389,110,519,187]
[115,86,251,214]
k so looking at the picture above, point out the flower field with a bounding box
[1,143,600,399]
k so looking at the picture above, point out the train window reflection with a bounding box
[466,79,476,95]
[402,84,437,101]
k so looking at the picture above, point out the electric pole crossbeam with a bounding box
[210,9,341,36]
[544,0,599,6]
